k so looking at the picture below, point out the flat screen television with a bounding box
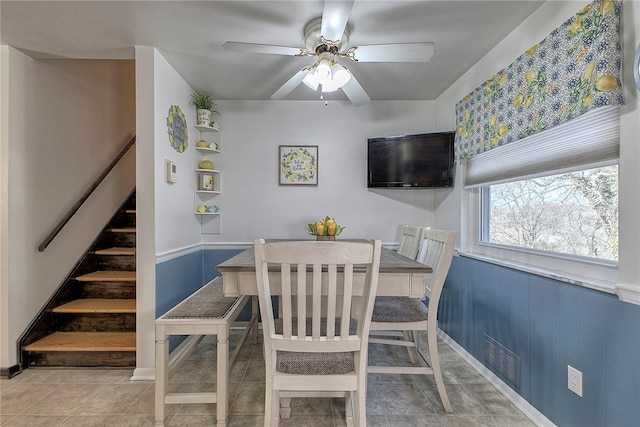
[367,131,455,188]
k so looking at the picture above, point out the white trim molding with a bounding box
[438,330,555,427]
[155,243,201,263]
[130,367,155,381]
[616,282,640,306]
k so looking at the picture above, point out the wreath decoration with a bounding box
[281,147,317,183]
[166,105,188,153]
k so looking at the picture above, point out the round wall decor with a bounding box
[167,105,188,153]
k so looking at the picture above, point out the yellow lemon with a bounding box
[584,62,596,80]
[197,205,207,213]
[601,0,614,15]
[464,110,471,121]
[582,93,594,107]
[196,140,208,148]
[525,70,538,84]
[498,125,508,136]
[569,17,583,34]
[490,115,498,127]
[513,94,524,108]
[525,45,538,56]
[595,75,618,91]
[498,74,508,86]
[525,96,534,108]
[198,160,214,169]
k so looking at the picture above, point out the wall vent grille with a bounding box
[484,334,520,388]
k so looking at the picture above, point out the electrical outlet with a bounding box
[568,365,583,397]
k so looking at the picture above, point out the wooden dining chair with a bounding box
[368,228,457,413]
[254,239,382,427]
[397,224,423,260]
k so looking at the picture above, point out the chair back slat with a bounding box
[326,264,338,339]
[416,229,456,301]
[341,263,354,338]
[312,264,322,339]
[397,225,423,259]
[282,263,293,338]
[254,239,381,355]
[297,265,306,339]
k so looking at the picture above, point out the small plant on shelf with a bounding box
[190,92,219,113]
[190,91,220,126]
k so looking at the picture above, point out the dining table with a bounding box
[216,242,432,298]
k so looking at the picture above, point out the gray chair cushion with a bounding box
[274,318,356,375]
[372,297,428,322]
[276,350,354,375]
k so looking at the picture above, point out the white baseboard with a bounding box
[438,330,555,427]
[130,336,203,382]
[130,367,155,381]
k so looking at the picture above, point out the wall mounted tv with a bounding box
[367,131,455,188]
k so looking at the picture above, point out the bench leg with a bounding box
[155,325,168,426]
[217,327,229,426]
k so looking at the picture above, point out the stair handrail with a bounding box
[38,136,136,252]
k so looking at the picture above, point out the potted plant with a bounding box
[190,91,220,127]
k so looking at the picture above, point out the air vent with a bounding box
[484,334,520,387]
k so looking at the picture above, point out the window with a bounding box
[480,165,618,261]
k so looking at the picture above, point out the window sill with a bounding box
[456,250,618,296]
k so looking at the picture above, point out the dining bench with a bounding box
[154,276,255,426]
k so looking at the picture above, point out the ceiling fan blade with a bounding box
[341,75,370,106]
[321,0,354,44]
[223,41,302,56]
[351,43,435,62]
[271,69,309,100]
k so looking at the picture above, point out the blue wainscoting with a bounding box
[440,255,640,426]
[155,248,250,352]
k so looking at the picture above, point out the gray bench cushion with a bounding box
[162,277,239,319]
[372,297,428,322]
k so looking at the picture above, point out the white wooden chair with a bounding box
[368,229,457,413]
[397,224,423,260]
[254,239,382,427]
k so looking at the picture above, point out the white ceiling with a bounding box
[0,1,545,102]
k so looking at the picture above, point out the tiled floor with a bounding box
[1,331,536,426]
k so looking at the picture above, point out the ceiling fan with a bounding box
[223,0,435,106]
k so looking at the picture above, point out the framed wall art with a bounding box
[279,145,318,186]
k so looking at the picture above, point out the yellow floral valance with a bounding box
[455,0,623,160]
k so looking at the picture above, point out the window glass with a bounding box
[481,165,618,261]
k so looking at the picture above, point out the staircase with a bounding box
[21,191,137,368]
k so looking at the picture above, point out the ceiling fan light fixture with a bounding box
[332,63,352,87]
[314,57,332,83]
[302,71,320,90]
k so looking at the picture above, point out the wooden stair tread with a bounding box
[95,247,135,256]
[53,299,136,313]
[25,332,136,352]
[76,271,136,282]
[110,227,135,233]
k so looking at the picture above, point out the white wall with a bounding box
[134,47,205,378]
[203,100,442,245]
[153,53,202,254]
[433,1,640,300]
[0,47,135,368]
